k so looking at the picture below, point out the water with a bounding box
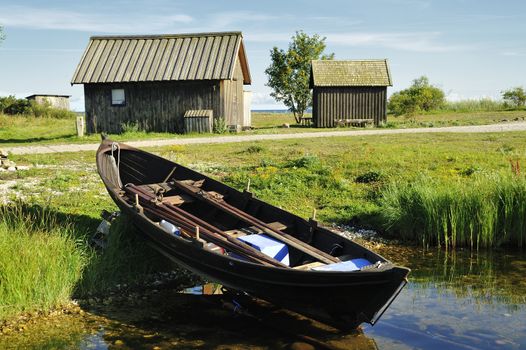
[1,246,525,349]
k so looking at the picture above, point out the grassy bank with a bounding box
[0,204,85,320]
[380,175,526,249]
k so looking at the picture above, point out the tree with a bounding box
[0,25,4,45]
[502,87,526,108]
[265,31,334,123]
[388,76,445,116]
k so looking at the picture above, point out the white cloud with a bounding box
[209,11,281,28]
[0,5,193,33]
[245,31,471,53]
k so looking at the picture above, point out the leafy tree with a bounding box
[265,31,334,123]
[502,87,526,108]
[388,76,445,116]
[0,25,4,45]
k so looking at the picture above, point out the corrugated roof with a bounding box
[310,59,392,87]
[71,32,251,84]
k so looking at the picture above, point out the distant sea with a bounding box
[251,108,312,113]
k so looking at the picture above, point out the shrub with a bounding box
[121,121,140,133]
[388,76,445,116]
[4,98,31,115]
[355,171,382,183]
[213,117,227,134]
[502,87,526,108]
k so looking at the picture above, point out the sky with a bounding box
[0,0,524,111]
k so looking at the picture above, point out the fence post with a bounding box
[76,116,85,137]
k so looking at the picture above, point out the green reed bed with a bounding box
[380,174,526,249]
[0,204,86,320]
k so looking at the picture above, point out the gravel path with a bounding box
[5,122,526,155]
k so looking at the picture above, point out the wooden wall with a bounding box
[84,80,221,134]
[221,61,244,127]
[312,86,387,127]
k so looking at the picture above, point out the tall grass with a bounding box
[76,216,172,297]
[379,174,526,249]
[439,99,507,113]
[0,204,86,320]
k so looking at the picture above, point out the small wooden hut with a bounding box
[310,59,392,127]
[71,32,251,134]
[26,94,70,110]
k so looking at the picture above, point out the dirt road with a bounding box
[4,122,526,155]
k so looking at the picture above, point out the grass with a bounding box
[0,204,86,320]
[380,174,526,249]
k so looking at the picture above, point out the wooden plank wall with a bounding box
[312,86,387,127]
[184,110,213,133]
[221,62,244,127]
[84,81,221,134]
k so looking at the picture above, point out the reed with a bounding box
[379,174,526,248]
[0,204,86,320]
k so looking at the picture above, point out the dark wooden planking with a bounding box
[84,80,221,134]
[312,86,387,127]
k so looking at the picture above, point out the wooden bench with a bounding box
[334,118,374,127]
[299,117,313,126]
[224,221,288,238]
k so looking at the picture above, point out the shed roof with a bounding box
[71,32,251,85]
[310,59,392,87]
[26,94,71,99]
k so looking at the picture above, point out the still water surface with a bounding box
[1,246,525,349]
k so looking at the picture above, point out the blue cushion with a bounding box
[312,258,372,272]
[237,234,290,266]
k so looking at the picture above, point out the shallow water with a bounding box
[1,246,525,349]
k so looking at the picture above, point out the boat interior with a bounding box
[99,144,388,271]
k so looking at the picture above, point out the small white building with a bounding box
[26,94,71,110]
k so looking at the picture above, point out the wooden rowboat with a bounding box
[96,137,410,330]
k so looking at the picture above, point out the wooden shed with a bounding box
[310,59,392,127]
[71,32,251,134]
[26,94,70,110]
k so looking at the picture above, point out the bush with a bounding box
[502,87,526,108]
[3,98,31,115]
[121,121,140,133]
[213,117,227,134]
[388,76,445,116]
[355,171,382,183]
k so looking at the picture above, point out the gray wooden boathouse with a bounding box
[71,32,251,134]
[310,60,392,127]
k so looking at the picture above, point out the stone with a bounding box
[0,149,8,157]
[114,339,124,346]
[282,123,290,128]
[7,167,16,172]
[1,159,15,168]
[16,166,30,171]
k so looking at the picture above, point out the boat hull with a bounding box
[97,139,410,330]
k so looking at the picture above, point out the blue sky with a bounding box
[0,0,524,111]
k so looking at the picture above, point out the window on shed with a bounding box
[111,89,125,106]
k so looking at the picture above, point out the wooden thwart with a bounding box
[293,261,326,270]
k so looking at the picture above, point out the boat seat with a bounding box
[162,194,194,206]
[293,261,326,270]
[224,221,288,238]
